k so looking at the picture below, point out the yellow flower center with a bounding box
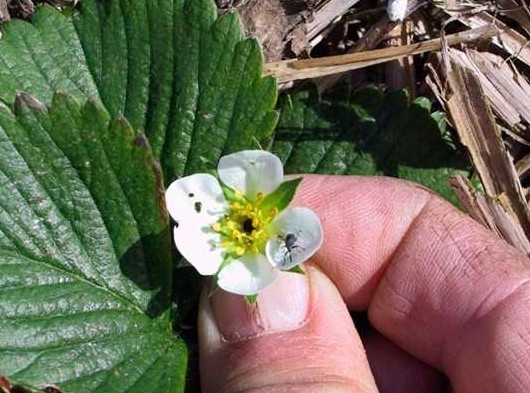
[211,191,278,257]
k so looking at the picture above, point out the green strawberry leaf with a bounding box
[0,0,278,183]
[271,86,470,205]
[0,93,186,393]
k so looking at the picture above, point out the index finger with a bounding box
[295,175,530,393]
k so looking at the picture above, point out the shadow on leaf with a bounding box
[119,229,174,319]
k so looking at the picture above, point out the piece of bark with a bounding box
[450,176,530,254]
[447,49,527,129]
[468,50,530,126]
[264,25,498,83]
[0,0,10,24]
[289,0,361,55]
[237,0,360,62]
[427,49,530,241]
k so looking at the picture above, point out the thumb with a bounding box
[198,266,379,393]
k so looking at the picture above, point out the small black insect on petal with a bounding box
[194,201,202,213]
[188,193,194,198]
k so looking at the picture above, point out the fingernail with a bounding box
[211,272,310,342]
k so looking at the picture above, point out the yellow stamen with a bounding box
[212,190,278,258]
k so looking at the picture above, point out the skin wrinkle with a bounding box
[216,335,370,392]
[229,381,367,393]
[221,319,360,381]
[231,363,363,388]
[471,278,530,321]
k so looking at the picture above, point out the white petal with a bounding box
[218,150,283,199]
[387,0,407,22]
[266,207,323,271]
[165,173,228,228]
[217,253,279,295]
[166,174,228,276]
[173,226,224,275]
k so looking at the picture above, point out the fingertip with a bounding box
[198,266,378,393]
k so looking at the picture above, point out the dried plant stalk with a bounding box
[437,3,530,68]
[264,25,498,83]
[450,176,530,253]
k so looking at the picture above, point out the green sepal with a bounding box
[220,182,239,202]
[259,177,303,214]
[288,265,305,275]
[214,256,234,281]
[245,294,259,305]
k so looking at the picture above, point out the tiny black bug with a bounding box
[194,201,202,213]
[278,232,304,266]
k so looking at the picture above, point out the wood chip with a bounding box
[289,0,361,55]
[427,49,530,249]
[447,49,528,128]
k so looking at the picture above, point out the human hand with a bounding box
[198,175,530,393]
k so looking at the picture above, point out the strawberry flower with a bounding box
[165,150,323,298]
